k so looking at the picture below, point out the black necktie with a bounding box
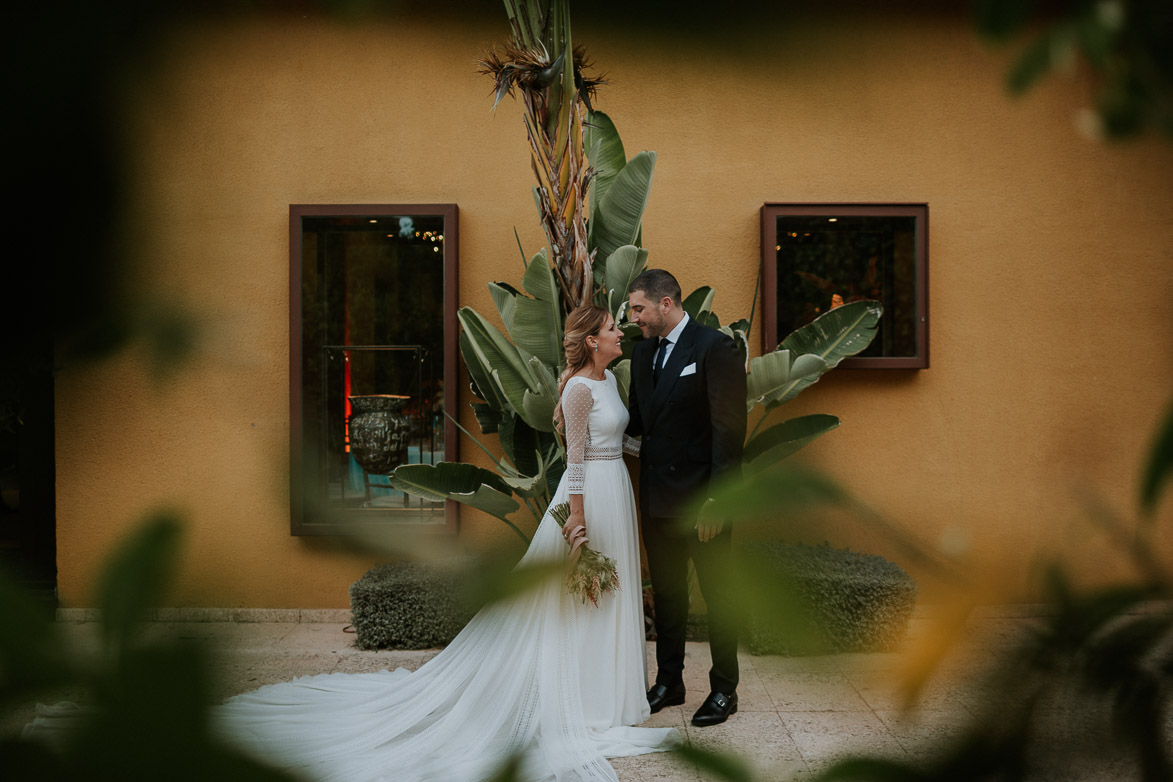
[653,337,669,385]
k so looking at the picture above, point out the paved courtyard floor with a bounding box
[11,610,1168,780]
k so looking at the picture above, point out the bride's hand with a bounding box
[563,511,588,558]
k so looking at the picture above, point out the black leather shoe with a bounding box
[691,691,737,726]
[646,682,686,713]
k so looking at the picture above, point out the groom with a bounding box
[625,269,747,727]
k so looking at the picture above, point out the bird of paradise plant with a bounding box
[479,0,604,312]
[388,0,881,544]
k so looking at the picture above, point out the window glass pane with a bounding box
[767,205,926,367]
[298,213,449,526]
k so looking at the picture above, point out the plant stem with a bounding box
[445,411,515,471]
[749,408,769,441]
[500,516,531,545]
[514,226,527,268]
[747,264,761,335]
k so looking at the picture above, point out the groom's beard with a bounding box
[637,312,667,339]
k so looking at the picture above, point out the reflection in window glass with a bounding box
[764,204,927,367]
[298,213,449,526]
[776,215,916,358]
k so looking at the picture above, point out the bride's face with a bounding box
[592,316,623,364]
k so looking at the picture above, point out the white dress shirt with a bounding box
[654,312,689,370]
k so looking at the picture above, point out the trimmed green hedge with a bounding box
[348,561,476,650]
[740,541,917,655]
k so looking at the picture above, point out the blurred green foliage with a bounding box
[974,0,1173,139]
[5,1,1172,779]
[673,396,1173,781]
[1,514,298,781]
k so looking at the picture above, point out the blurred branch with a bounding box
[974,0,1173,140]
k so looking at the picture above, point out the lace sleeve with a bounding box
[563,381,593,495]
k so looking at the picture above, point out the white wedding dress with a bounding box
[212,370,679,781]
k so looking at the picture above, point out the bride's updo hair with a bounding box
[553,305,612,434]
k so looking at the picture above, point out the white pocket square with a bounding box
[680,363,697,377]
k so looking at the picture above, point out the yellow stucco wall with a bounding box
[54,9,1173,607]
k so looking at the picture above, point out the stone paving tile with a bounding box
[331,650,436,675]
[233,652,343,690]
[297,608,352,623]
[638,705,689,731]
[144,621,294,650]
[28,617,1109,781]
[278,622,358,653]
[781,710,909,773]
[730,670,774,713]
[871,708,974,755]
[844,669,973,715]
[54,620,104,655]
[749,650,903,675]
[759,672,870,712]
[684,712,807,780]
[611,749,701,782]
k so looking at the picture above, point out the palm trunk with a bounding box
[489,0,597,311]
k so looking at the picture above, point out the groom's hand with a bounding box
[696,499,724,543]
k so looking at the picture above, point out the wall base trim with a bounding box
[55,601,1171,625]
[56,607,352,623]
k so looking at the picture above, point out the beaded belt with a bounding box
[584,445,622,461]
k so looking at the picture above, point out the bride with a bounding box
[213,305,680,781]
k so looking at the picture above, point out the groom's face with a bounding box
[627,290,668,339]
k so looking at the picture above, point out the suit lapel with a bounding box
[649,318,697,413]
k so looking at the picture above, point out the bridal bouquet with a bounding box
[548,502,620,607]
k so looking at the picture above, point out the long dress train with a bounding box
[211,370,678,781]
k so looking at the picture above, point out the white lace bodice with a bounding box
[562,371,630,494]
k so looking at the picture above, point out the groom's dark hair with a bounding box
[629,269,682,307]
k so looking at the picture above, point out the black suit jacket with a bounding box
[626,317,747,519]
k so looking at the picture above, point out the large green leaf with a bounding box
[746,350,828,412]
[491,367,531,424]
[522,384,558,433]
[1141,397,1173,515]
[603,245,649,319]
[509,355,557,434]
[487,281,521,332]
[768,300,881,406]
[720,318,750,368]
[97,514,182,652]
[459,308,541,416]
[513,297,562,369]
[390,462,520,522]
[497,412,533,474]
[588,151,656,268]
[763,353,829,409]
[584,110,626,228]
[511,249,562,367]
[499,471,547,499]
[683,287,715,320]
[460,329,507,413]
[521,247,557,301]
[743,414,841,475]
[470,401,502,434]
[498,448,550,499]
[778,299,882,367]
[612,358,631,408]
